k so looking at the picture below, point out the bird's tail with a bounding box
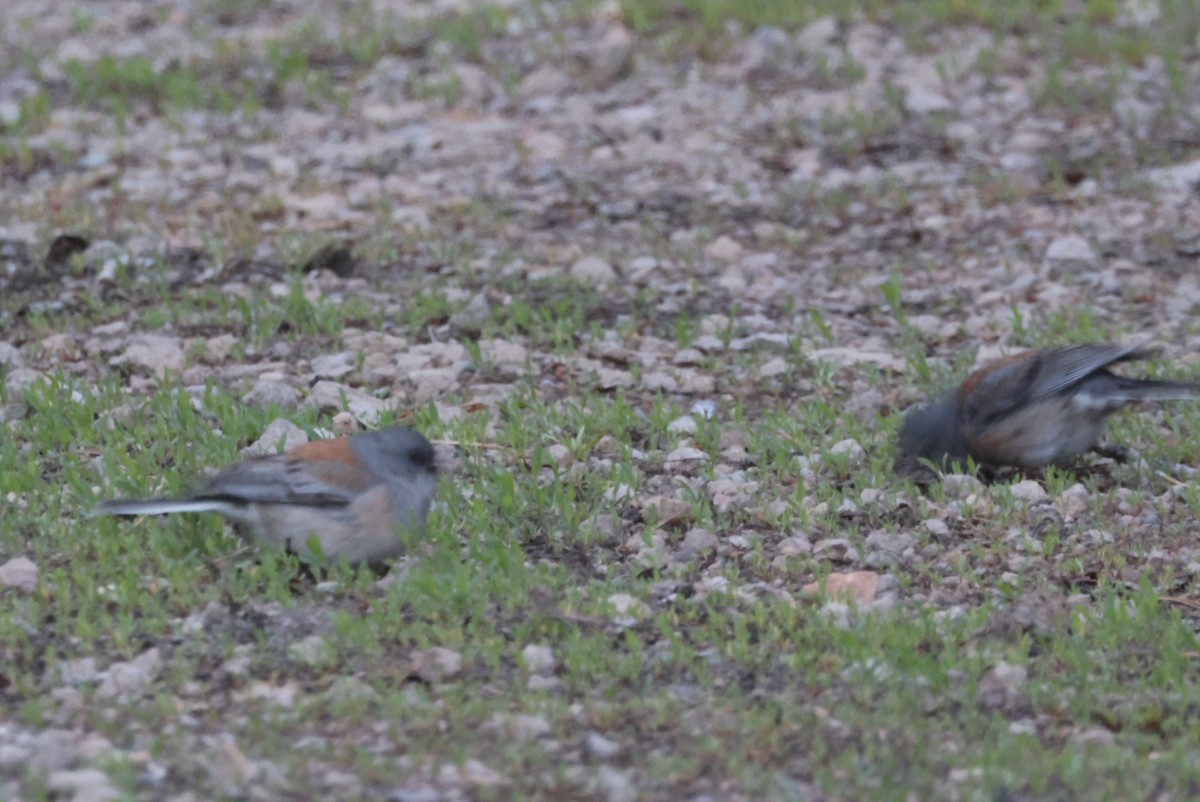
[88,498,233,517]
[1110,377,1200,404]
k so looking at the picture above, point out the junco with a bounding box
[897,342,1200,471]
[90,426,437,566]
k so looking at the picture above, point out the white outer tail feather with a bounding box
[1126,385,1200,402]
[88,499,236,518]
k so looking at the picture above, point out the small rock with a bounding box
[5,367,45,395]
[664,446,708,474]
[0,342,23,368]
[626,255,659,282]
[729,332,791,352]
[450,292,492,328]
[439,758,509,788]
[387,787,444,802]
[219,649,253,679]
[797,16,838,50]
[808,347,904,372]
[641,496,693,528]
[0,556,37,592]
[303,380,395,423]
[58,657,99,685]
[642,371,680,392]
[828,438,866,466]
[602,483,636,503]
[46,769,120,802]
[409,367,460,401]
[28,729,79,773]
[112,335,185,375]
[676,371,715,394]
[544,443,573,468]
[1072,727,1117,747]
[948,768,985,784]
[1010,480,1047,502]
[96,648,161,699]
[595,368,634,389]
[242,419,308,456]
[391,206,432,230]
[905,85,952,114]
[802,571,880,604]
[182,601,230,636]
[0,744,29,770]
[206,734,261,793]
[487,713,551,743]
[582,513,623,541]
[758,356,787,378]
[95,259,119,285]
[450,62,495,106]
[976,660,1028,711]
[592,766,637,802]
[1058,483,1090,520]
[408,647,462,682]
[584,25,634,87]
[570,255,617,286]
[521,644,556,674]
[521,129,566,160]
[693,575,731,599]
[1144,157,1200,192]
[864,531,916,568]
[606,593,649,620]
[584,731,621,760]
[310,352,356,379]
[75,735,112,765]
[778,534,812,557]
[1045,235,1096,269]
[288,635,333,668]
[242,379,300,410]
[667,415,697,435]
[923,519,951,540]
[0,400,28,423]
[819,601,852,629]
[330,411,358,436]
[677,528,720,559]
[200,334,238,363]
[813,538,860,563]
[704,236,743,263]
[520,64,570,98]
[241,680,298,708]
[479,339,527,365]
[0,101,19,127]
[942,474,983,499]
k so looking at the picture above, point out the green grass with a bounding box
[8,297,1200,797]
[5,0,1200,798]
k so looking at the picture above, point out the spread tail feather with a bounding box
[88,498,234,518]
[1112,378,1200,404]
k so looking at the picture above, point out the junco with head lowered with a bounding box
[897,342,1200,472]
[90,426,437,566]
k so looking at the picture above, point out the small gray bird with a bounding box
[90,427,437,565]
[897,342,1200,471]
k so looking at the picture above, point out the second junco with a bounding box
[90,426,437,566]
[897,342,1200,471]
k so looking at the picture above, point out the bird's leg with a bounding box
[1091,442,1133,462]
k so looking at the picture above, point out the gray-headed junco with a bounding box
[90,427,437,565]
[897,342,1200,471]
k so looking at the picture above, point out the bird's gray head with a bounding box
[895,394,971,474]
[350,427,437,480]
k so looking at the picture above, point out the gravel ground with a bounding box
[5,1,1200,800]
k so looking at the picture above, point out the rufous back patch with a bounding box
[287,437,358,467]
